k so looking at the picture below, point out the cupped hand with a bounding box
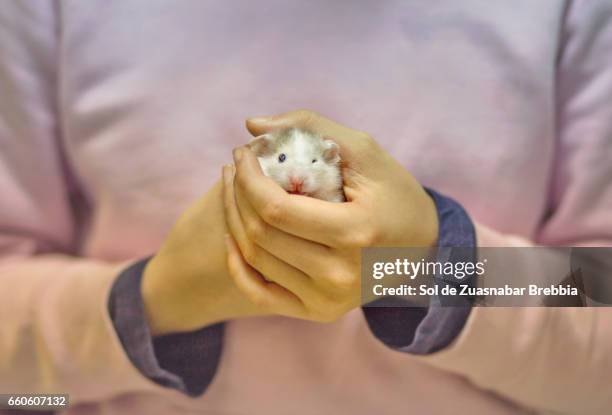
[222,110,438,322]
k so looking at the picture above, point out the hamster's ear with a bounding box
[322,140,340,163]
[248,134,274,156]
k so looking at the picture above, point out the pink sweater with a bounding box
[1,1,611,414]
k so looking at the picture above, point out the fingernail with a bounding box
[233,147,243,162]
[247,116,272,123]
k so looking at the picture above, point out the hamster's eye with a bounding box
[312,159,317,163]
[278,153,286,163]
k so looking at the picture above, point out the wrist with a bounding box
[141,252,257,336]
[423,190,440,247]
[141,255,205,336]
[141,256,175,336]
[424,187,476,249]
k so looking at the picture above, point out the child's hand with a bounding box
[222,110,438,322]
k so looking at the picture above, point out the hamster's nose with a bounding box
[289,176,304,193]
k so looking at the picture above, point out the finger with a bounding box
[235,189,361,296]
[224,234,305,316]
[223,165,320,298]
[232,147,364,247]
[246,109,357,142]
[234,181,337,278]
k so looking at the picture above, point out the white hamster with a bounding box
[248,128,345,202]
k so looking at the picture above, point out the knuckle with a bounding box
[329,271,359,293]
[363,227,381,246]
[261,198,285,224]
[241,245,259,267]
[245,218,266,242]
[223,192,232,211]
[234,168,248,189]
[338,232,355,248]
[249,290,270,308]
[344,226,379,247]
[226,256,239,277]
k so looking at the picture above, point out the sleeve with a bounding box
[416,1,612,413]
[362,188,475,354]
[0,2,200,404]
[109,258,224,397]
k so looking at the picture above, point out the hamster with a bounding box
[248,128,345,202]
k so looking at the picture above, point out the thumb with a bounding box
[245,109,328,137]
[245,116,276,137]
[245,112,300,137]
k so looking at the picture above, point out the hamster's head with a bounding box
[248,128,342,198]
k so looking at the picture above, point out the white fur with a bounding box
[252,129,344,202]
